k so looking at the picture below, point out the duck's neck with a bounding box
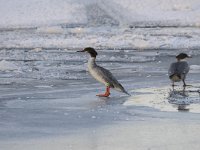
[88,57,96,68]
[177,59,186,62]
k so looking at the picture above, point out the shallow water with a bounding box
[125,85,200,113]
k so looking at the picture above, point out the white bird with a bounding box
[168,53,191,87]
[77,47,130,97]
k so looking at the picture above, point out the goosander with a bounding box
[77,47,130,97]
[168,53,191,87]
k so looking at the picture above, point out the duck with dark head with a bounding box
[77,47,130,97]
[168,53,191,87]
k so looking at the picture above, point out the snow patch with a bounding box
[125,86,200,113]
[1,0,200,28]
[0,0,87,28]
[0,60,18,71]
[101,0,200,26]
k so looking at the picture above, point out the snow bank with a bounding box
[0,0,87,28]
[100,0,200,26]
[1,0,200,28]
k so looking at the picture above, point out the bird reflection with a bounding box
[168,86,190,112]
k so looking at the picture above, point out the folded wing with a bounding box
[96,66,130,95]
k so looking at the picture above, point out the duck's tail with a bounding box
[114,83,131,96]
[123,89,131,96]
[169,74,181,82]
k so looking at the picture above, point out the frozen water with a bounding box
[1,0,200,150]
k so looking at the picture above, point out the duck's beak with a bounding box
[187,55,192,58]
[77,50,85,52]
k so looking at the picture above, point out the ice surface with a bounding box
[0,47,200,150]
[125,86,200,113]
[1,0,200,150]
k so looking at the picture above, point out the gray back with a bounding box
[168,61,189,77]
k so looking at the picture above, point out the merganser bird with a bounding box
[168,53,191,87]
[77,47,130,97]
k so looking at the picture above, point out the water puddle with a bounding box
[125,85,200,113]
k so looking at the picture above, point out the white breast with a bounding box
[88,58,107,85]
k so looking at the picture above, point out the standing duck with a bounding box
[168,53,191,87]
[77,47,130,97]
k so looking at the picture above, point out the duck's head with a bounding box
[176,53,191,61]
[77,47,98,58]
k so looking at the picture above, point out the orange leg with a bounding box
[96,87,110,97]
